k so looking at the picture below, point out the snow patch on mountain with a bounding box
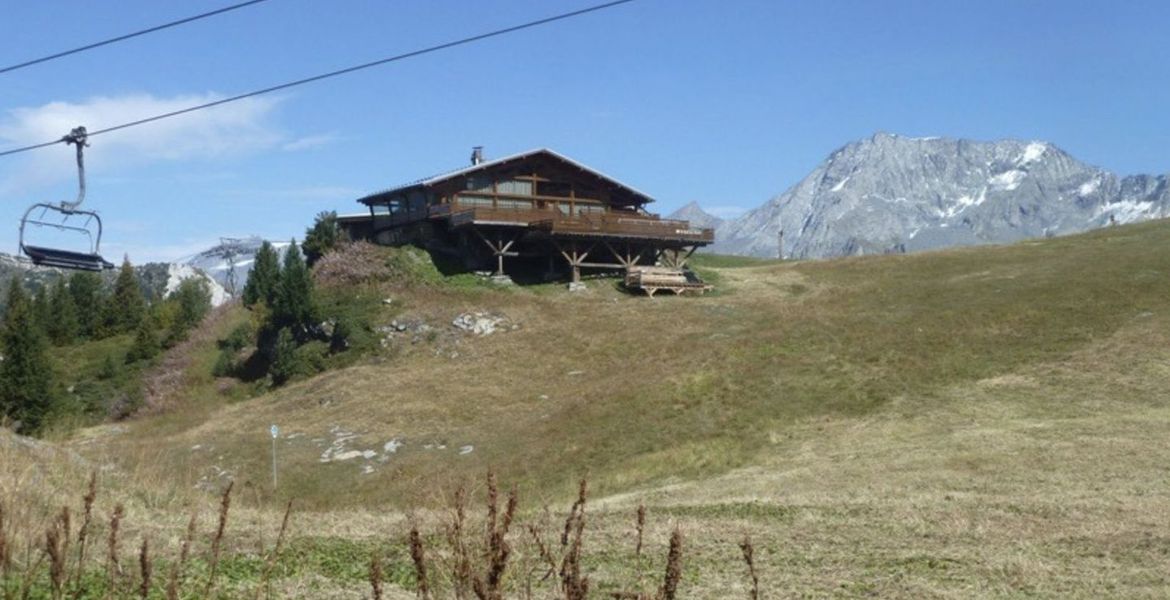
[164,264,230,307]
[1020,142,1047,164]
[989,170,1026,191]
[185,237,289,292]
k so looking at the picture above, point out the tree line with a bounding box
[0,259,211,433]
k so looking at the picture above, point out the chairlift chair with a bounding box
[18,127,114,271]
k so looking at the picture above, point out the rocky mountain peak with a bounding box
[713,134,1168,259]
[667,201,724,230]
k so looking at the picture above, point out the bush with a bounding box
[126,316,161,363]
[293,341,329,377]
[212,347,237,377]
[220,322,254,352]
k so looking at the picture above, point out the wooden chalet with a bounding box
[338,147,714,284]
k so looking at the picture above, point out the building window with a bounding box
[496,179,533,196]
[497,198,532,210]
[460,194,494,207]
[575,204,604,216]
[467,175,492,193]
[538,181,573,198]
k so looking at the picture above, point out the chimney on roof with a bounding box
[470,146,484,165]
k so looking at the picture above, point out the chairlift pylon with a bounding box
[18,126,114,271]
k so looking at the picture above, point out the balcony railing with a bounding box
[358,199,713,243]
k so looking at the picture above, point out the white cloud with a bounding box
[0,92,285,194]
[282,132,341,152]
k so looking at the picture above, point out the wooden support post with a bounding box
[602,240,636,269]
[471,228,517,276]
[570,241,580,283]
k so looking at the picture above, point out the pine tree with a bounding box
[172,277,212,331]
[0,277,53,433]
[242,241,280,307]
[272,241,315,333]
[126,314,160,363]
[68,272,104,339]
[47,277,79,345]
[268,327,298,385]
[106,257,145,334]
[31,286,51,335]
[302,211,341,266]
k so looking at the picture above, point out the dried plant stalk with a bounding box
[526,523,557,582]
[446,486,471,599]
[635,505,646,560]
[369,553,384,600]
[46,515,66,600]
[472,472,516,600]
[559,479,589,600]
[166,512,198,600]
[107,503,125,593]
[204,481,234,597]
[138,538,151,600]
[255,500,293,600]
[740,535,759,600]
[73,472,97,592]
[658,528,683,600]
[409,525,431,599]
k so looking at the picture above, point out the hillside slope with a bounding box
[51,221,1170,597]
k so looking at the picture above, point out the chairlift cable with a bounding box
[0,0,274,76]
[0,0,638,159]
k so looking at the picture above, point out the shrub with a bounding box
[211,348,237,378]
[219,322,253,352]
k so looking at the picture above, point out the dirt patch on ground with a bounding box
[138,304,235,416]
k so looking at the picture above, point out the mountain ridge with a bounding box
[703,133,1169,258]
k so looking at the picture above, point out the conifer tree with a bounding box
[173,277,212,331]
[268,327,298,385]
[242,241,280,307]
[68,272,103,338]
[273,241,315,333]
[0,277,53,432]
[106,257,145,334]
[31,286,51,335]
[302,211,341,266]
[126,314,160,363]
[47,277,79,345]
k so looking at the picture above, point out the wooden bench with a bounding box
[624,266,712,297]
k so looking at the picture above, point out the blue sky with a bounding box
[1,0,1167,262]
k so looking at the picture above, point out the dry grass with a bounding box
[7,220,1170,596]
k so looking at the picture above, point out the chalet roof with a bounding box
[357,148,656,206]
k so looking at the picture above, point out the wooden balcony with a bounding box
[532,214,714,243]
[430,204,712,243]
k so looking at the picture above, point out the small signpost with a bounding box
[270,424,279,489]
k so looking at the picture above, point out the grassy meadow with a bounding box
[4,220,1170,597]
